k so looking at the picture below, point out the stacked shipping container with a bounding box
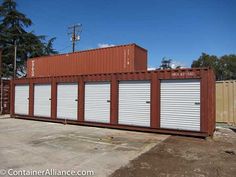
[27,44,147,77]
[11,68,215,137]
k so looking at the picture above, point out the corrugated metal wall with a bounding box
[27,44,147,77]
[0,79,10,114]
[11,69,216,137]
[216,80,236,124]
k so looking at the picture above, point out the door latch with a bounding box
[146,101,150,104]
[194,102,200,105]
[107,100,111,103]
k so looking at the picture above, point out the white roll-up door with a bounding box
[85,82,110,123]
[34,84,51,117]
[57,83,78,120]
[160,79,200,131]
[119,81,151,127]
[14,85,29,115]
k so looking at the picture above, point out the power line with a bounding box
[68,24,82,53]
[58,44,72,53]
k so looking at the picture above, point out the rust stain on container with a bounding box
[27,44,147,78]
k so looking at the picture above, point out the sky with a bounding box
[14,0,236,68]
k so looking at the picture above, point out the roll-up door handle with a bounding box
[146,101,150,104]
[49,98,51,101]
[194,102,200,105]
[75,99,78,102]
[107,100,111,103]
[27,98,29,100]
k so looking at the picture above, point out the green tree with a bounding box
[43,37,58,55]
[0,0,57,77]
[220,55,236,80]
[191,53,236,80]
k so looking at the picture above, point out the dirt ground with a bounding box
[110,127,236,177]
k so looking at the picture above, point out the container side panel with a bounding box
[51,79,57,119]
[228,81,234,123]
[234,81,236,124]
[29,82,34,116]
[13,68,213,137]
[78,79,85,121]
[150,73,159,128]
[134,46,147,71]
[10,81,14,116]
[0,80,11,114]
[216,80,236,124]
[208,70,215,135]
[212,72,216,133]
[216,83,224,122]
[223,82,229,122]
[111,75,118,125]
[27,44,147,77]
[26,60,31,77]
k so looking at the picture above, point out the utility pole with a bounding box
[13,26,22,79]
[68,24,82,53]
[14,40,17,79]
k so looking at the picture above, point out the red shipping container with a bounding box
[27,44,147,77]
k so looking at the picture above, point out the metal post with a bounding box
[72,26,75,53]
[14,40,17,79]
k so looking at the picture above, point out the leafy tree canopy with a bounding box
[191,53,236,80]
[0,0,57,77]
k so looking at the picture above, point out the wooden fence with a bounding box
[216,80,236,125]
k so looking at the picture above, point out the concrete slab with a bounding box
[0,117,169,177]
